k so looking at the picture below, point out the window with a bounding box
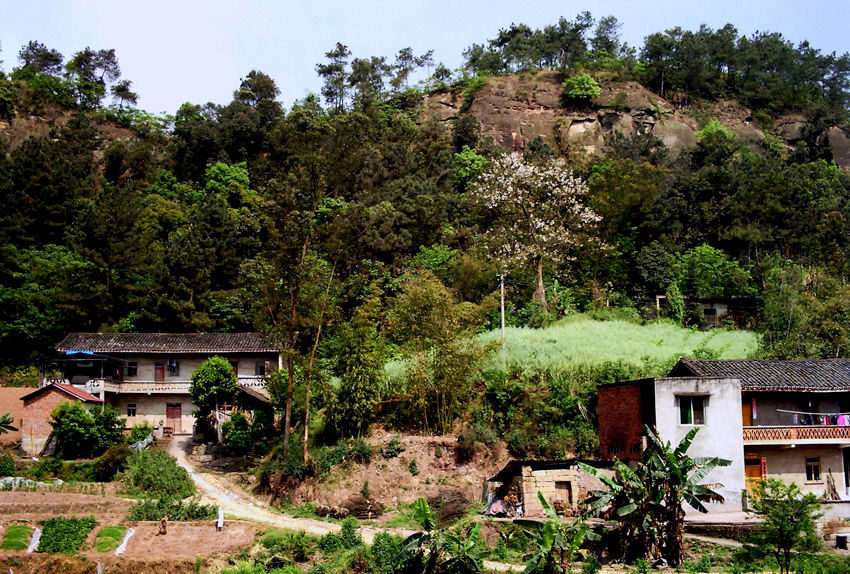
[167,358,180,376]
[229,360,239,376]
[127,403,136,417]
[124,362,138,377]
[679,396,706,425]
[805,457,821,482]
[255,361,267,376]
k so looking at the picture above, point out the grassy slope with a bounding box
[479,314,759,374]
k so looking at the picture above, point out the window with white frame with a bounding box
[127,403,136,417]
[679,395,707,425]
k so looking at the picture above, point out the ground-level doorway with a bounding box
[166,403,182,434]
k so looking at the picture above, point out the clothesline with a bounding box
[776,409,850,416]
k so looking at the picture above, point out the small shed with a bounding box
[19,383,103,456]
[487,459,613,517]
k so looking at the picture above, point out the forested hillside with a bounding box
[1,14,850,459]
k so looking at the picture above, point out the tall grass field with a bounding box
[480,315,759,374]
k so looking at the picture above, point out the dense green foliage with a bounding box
[1,16,849,466]
[122,449,195,498]
[38,516,97,554]
[50,402,124,459]
[127,496,217,521]
[463,14,850,121]
[190,356,239,415]
[222,411,253,455]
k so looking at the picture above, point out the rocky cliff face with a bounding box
[423,72,850,169]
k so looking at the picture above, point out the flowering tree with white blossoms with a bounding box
[471,152,599,310]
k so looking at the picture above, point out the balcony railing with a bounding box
[743,425,850,442]
[43,377,266,394]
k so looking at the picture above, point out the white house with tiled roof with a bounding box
[41,333,280,435]
[599,359,850,516]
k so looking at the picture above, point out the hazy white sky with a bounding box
[2,0,848,115]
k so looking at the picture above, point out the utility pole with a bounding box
[499,273,506,350]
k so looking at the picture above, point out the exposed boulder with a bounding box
[651,120,697,153]
[828,127,850,171]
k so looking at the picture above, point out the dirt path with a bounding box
[168,436,522,572]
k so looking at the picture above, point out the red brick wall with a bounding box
[598,383,644,459]
[21,388,75,456]
[0,387,29,445]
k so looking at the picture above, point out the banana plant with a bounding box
[0,413,16,436]
[579,426,731,566]
[402,497,444,574]
[523,492,599,573]
[443,522,488,574]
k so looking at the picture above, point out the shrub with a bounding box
[260,529,316,562]
[562,73,601,101]
[318,532,344,553]
[340,517,362,549]
[1,525,32,551]
[38,516,97,554]
[95,443,131,482]
[28,457,63,479]
[370,532,404,574]
[128,497,217,521]
[686,555,712,573]
[0,452,14,476]
[408,459,419,476]
[127,422,155,444]
[123,449,195,498]
[311,439,374,478]
[360,481,370,499]
[381,436,405,459]
[50,402,125,459]
[581,554,602,574]
[222,412,252,455]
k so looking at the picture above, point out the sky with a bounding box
[2,0,849,115]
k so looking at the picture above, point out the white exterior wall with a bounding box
[653,377,745,512]
[109,393,198,435]
[122,354,276,383]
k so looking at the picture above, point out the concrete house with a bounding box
[599,359,850,515]
[40,333,280,438]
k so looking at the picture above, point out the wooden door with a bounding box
[155,362,165,382]
[745,458,763,492]
[742,401,753,426]
[166,403,182,434]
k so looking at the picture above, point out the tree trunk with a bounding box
[303,264,335,464]
[533,255,548,311]
[283,352,294,459]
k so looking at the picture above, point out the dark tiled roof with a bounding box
[671,358,850,391]
[21,383,103,403]
[57,333,279,354]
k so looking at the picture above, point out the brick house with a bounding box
[40,333,280,438]
[486,460,613,517]
[599,359,850,515]
[20,383,103,456]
